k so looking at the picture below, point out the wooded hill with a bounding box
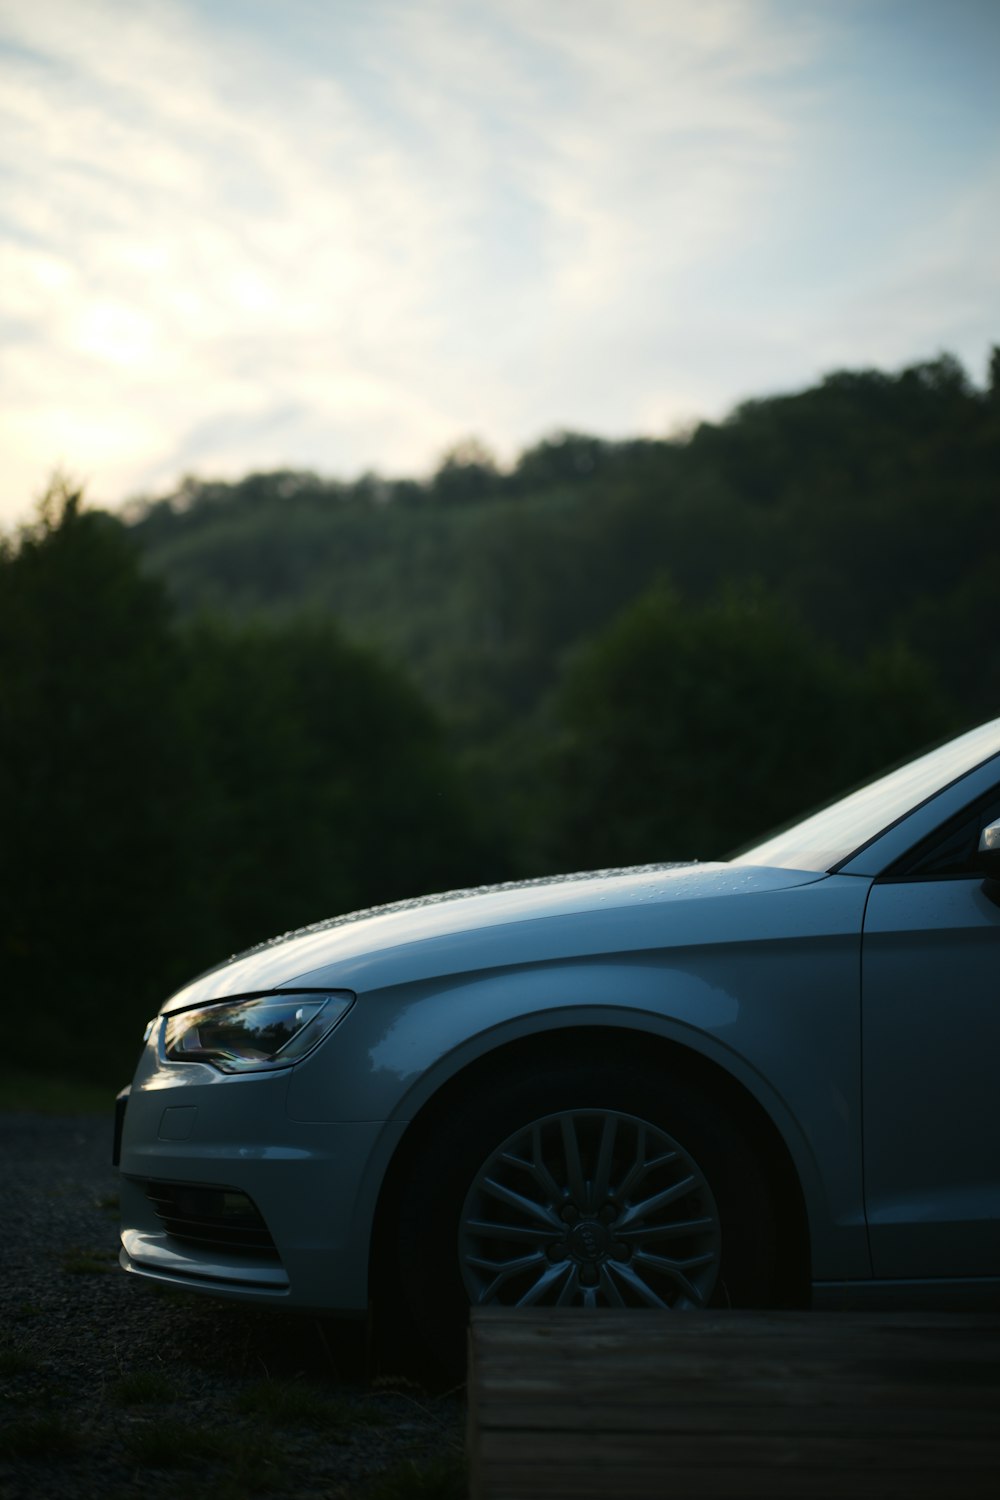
[130,350,1000,745]
[129,350,1000,864]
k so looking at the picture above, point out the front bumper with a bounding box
[120,1227,291,1296]
[117,1061,401,1312]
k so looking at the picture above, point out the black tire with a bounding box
[390,1056,778,1374]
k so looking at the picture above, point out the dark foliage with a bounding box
[541,585,953,866]
[128,350,1000,731]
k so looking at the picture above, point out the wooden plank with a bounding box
[467,1310,1000,1500]
[477,1402,999,1433]
[471,1456,1000,1500]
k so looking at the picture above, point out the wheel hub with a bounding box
[567,1217,612,1264]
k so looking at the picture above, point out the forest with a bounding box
[3,349,998,1081]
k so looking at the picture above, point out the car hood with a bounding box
[160,862,825,1013]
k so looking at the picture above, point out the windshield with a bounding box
[732,717,1000,872]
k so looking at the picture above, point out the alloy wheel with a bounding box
[457,1108,722,1309]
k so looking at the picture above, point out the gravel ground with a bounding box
[0,1112,464,1500]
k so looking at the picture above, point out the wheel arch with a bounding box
[369,1023,811,1310]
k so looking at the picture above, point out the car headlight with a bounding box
[162,992,354,1073]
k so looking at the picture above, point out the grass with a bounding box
[0,1414,83,1460]
[0,1067,115,1115]
[235,1377,388,1435]
[0,1343,40,1377]
[125,1420,275,1482]
[107,1370,177,1406]
[125,1421,220,1468]
[367,1454,467,1500]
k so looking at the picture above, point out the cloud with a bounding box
[0,0,996,523]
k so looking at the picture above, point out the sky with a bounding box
[1,0,998,527]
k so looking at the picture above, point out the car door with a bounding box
[861,793,1000,1280]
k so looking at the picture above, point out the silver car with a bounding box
[117,717,1000,1363]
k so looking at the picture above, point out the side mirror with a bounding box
[977,820,1000,874]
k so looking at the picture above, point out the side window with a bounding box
[887,789,1000,878]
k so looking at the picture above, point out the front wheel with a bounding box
[391,1061,777,1371]
[457,1106,721,1311]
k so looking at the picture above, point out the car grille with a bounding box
[144,1182,280,1260]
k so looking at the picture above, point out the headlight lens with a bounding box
[162,992,354,1073]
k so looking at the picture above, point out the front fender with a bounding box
[286,909,869,1285]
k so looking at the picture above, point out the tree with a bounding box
[511,431,607,491]
[430,438,503,503]
[0,480,207,1075]
[539,584,955,869]
[180,613,498,950]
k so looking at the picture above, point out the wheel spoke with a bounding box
[464,1218,556,1245]
[602,1258,670,1309]
[599,1262,627,1307]
[480,1176,564,1230]
[592,1113,618,1203]
[616,1140,678,1200]
[614,1123,647,1202]
[555,1266,580,1306]
[631,1250,708,1307]
[471,1250,549,1303]
[634,1248,717,1274]
[514,1259,575,1308]
[616,1173,697,1230]
[497,1143,568,1214]
[530,1125,564,1205]
[465,1250,548,1276]
[620,1216,715,1245]
[559,1115,588,1208]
